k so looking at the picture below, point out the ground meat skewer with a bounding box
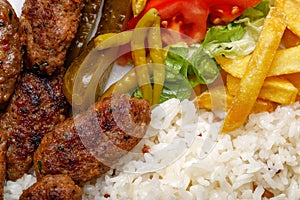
[0,0,22,108]
[19,174,82,200]
[0,69,69,181]
[20,0,84,75]
[34,94,150,183]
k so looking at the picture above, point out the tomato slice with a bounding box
[127,0,209,42]
[155,0,209,42]
[126,0,262,42]
[206,0,262,25]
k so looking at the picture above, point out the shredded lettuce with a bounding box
[133,45,220,103]
[202,0,271,59]
[202,23,245,45]
[240,0,270,21]
[165,45,220,86]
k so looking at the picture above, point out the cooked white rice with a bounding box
[4,99,300,200]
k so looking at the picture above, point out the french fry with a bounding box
[259,77,297,105]
[283,72,300,89]
[226,74,298,104]
[282,72,300,101]
[216,44,300,79]
[194,86,232,111]
[194,86,275,113]
[282,28,300,48]
[221,8,287,133]
[275,0,300,37]
[269,45,300,76]
[226,74,240,96]
[215,55,250,78]
[251,99,275,114]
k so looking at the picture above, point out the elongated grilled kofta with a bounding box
[20,0,84,75]
[20,174,82,200]
[0,69,69,181]
[0,0,22,108]
[34,94,150,183]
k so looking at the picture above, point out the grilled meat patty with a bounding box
[20,0,84,75]
[0,69,69,181]
[0,0,22,107]
[20,174,82,200]
[34,94,150,183]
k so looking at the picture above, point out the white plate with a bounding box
[8,0,24,17]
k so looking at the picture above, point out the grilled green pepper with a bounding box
[63,32,133,112]
[96,0,132,35]
[65,0,104,67]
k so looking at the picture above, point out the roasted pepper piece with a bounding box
[131,8,159,105]
[65,0,103,67]
[100,68,139,100]
[148,17,165,105]
[132,0,147,17]
[96,0,132,35]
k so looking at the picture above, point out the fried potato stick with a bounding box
[275,0,300,37]
[221,8,286,133]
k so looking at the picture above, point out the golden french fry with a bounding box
[283,72,300,89]
[194,86,275,113]
[221,7,287,133]
[226,74,298,104]
[226,74,240,96]
[282,72,300,100]
[275,0,300,37]
[259,77,297,104]
[283,28,300,48]
[269,45,300,76]
[194,86,232,111]
[216,44,300,78]
[215,55,250,78]
[251,99,275,114]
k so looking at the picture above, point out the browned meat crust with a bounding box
[0,69,69,181]
[0,130,6,200]
[0,0,22,107]
[20,174,82,200]
[20,0,84,75]
[34,94,150,183]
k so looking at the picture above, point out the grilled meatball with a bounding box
[0,0,22,107]
[0,69,69,181]
[0,130,6,200]
[20,174,82,200]
[34,94,150,183]
[20,0,84,75]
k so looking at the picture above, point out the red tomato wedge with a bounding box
[126,0,209,42]
[126,0,262,42]
[206,0,262,25]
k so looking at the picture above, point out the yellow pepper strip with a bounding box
[148,17,165,105]
[132,0,148,17]
[131,8,159,104]
[100,68,139,100]
[94,31,132,51]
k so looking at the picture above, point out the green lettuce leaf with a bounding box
[202,23,245,45]
[165,46,220,86]
[202,0,270,58]
[240,0,270,21]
